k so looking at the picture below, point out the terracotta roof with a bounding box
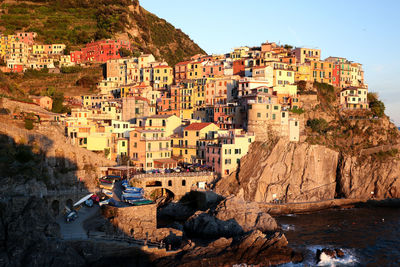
[184,122,214,131]
[175,60,192,66]
[153,65,171,69]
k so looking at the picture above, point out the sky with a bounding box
[141,0,400,125]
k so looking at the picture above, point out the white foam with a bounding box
[317,251,358,266]
[281,224,295,231]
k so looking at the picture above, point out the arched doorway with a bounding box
[51,200,60,216]
[66,199,73,209]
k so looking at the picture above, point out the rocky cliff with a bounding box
[216,137,400,203]
[0,117,114,195]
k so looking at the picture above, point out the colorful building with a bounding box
[205,129,255,176]
[172,122,219,164]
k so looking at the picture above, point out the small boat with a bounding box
[121,180,129,188]
[102,189,113,196]
[123,187,144,194]
[131,200,153,206]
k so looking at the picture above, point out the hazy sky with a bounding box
[141,0,400,125]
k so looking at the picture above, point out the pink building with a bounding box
[15,32,37,45]
[201,60,224,78]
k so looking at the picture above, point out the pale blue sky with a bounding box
[141,0,400,125]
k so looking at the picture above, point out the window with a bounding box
[182,180,186,186]
[122,141,125,147]
[257,113,261,118]
[196,131,199,137]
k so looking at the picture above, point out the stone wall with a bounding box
[102,204,157,240]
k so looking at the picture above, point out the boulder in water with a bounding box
[316,248,345,262]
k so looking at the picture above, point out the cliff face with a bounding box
[0,117,114,195]
[337,155,400,199]
[216,138,400,202]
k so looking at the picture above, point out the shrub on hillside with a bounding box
[307,118,329,134]
[118,47,132,58]
[368,92,385,118]
[24,119,34,130]
[60,66,82,74]
[314,82,336,103]
[290,107,305,114]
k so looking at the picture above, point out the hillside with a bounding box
[0,65,103,99]
[0,0,205,65]
[216,82,400,203]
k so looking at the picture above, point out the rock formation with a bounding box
[216,139,339,202]
[157,230,303,266]
[184,196,278,238]
[216,135,400,203]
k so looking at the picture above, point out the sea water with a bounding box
[276,207,400,266]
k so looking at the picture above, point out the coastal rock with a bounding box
[216,139,339,203]
[216,138,400,203]
[157,230,303,266]
[184,196,279,238]
[157,202,195,221]
[184,211,243,238]
[214,196,278,232]
[316,248,345,262]
[338,154,400,199]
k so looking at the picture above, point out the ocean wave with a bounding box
[281,224,295,231]
[279,246,358,267]
[317,250,358,266]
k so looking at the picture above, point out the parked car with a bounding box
[65,210,78,222]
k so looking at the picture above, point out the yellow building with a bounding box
[310,60,335,84]
[143,114,182,137]
[295,64,312,82]
[187,61,204,79]
[153,65,173,90]
[32,44,45,56]
[180,82,195,120]
[172,122,219,164]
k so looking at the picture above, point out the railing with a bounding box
[132,171,214,179]
[58,233,165,248]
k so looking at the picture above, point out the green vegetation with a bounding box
[373,149,399,161]
[41,87,70,113]
[0,1,204,65]
[60,66,83,74]
[118,47,132,58]
[368,92,385,118]
[24,118,34,130]
[307,118,329,134]
[290,107,305,114]
[314,82,336,103]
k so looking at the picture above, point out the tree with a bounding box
[24,119,34,130]
[307,118,329,134]
[368,92,385,118]
[118,47,132,58]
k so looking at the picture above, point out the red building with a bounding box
[70,51,84,64]
[332,63,340,87]
[232,59,245,76]
[72,39,131,63]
